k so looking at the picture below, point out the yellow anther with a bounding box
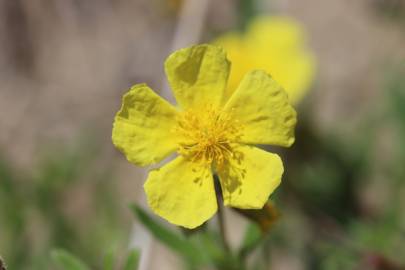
[174,105,242,168]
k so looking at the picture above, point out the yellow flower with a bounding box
[112,44,296,229]
[214,16,316,104]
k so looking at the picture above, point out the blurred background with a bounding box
[1,0,405,269]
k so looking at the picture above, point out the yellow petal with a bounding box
[112,84,178,166]
[214,16,316,104]
[164,44,230,109]
[247,16,316,104]
[213,33,251,100]
[218,145,283,209]
[224,70,297,147]
[144,157,217,229]
[247,16,305,51]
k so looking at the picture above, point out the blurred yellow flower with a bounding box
[214,16,316,104]
[112,44,296,229]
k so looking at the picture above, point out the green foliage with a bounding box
[371,0,405,24]
[387,63,405,159]
[132,204,234,269]
[239,224,262,258]
[51,248,140,270]
[103,248,115,270]
[318,244,357,270]
[51,249,90,270]
[130,205,208,266]
[0,137,126,270]
[237,0,258,31]
[123,250,140,270]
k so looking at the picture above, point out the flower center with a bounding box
[175,105,241,168]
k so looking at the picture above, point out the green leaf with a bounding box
[193,231,224,262]
[237,0,257,30]
[51,249,90,270]
[239,224,263,258]
[102,248,115,270]
[123,249,140,270]
[130,204,203,265]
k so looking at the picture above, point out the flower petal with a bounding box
[144,157,217,229]
[214,16,315,105]
[165,44,230,109]
[218,145,283,209]
[213,33,250,101]
[112,84,178,166]
[224,70,297,147]
[247,16,316,104]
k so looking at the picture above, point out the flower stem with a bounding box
[214,175,230,252]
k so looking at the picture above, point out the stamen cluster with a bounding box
[175,105,241,168]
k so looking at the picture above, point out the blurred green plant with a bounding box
[52,249,91,270]
[237,0,257,30]
[371,0,405,24]
[0,136,127,270]
[131,203,280,270]
[51,248,140,270]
